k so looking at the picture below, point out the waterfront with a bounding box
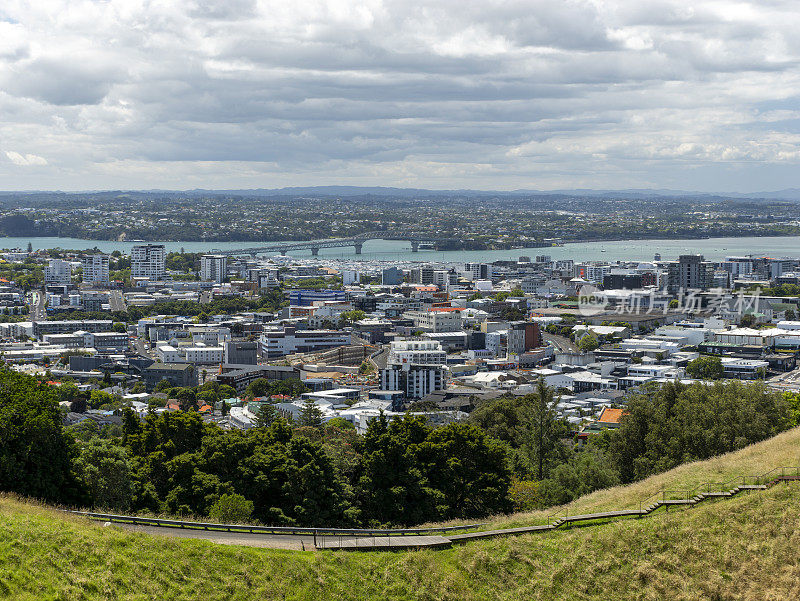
[4,235,800,263]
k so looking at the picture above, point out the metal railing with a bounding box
[70,467,800,551]
[70,511,484,542]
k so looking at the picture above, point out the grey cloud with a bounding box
[6,57,121,105]
[0,0,800,191]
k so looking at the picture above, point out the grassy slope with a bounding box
[2,428,800,601]
[488,424,800,529]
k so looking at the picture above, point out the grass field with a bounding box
[2,427,800,600]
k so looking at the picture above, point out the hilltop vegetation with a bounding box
[3,367,798,529]
[2,428,800,600]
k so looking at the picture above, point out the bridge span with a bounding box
[211,232,450,257]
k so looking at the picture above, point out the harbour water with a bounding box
[3,235,800,263]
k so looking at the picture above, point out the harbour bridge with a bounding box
[211,232,452,257]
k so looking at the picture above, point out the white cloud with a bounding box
[5,151,47,166]
[0,0,799,190]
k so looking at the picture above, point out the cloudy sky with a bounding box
[1,0,800,192]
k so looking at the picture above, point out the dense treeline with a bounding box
[1,368,797,526]
[116,412,511,526]
[599,380,791,483]
[469,379,794,509]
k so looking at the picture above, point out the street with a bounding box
[31,290,46,321]
[109,289,127,312]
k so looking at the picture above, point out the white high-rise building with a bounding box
[131,244,166,281]
[44,259,72,285]
[82,254,109,285]
[379,339,447,400]
[200,254,227,283]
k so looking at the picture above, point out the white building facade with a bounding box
[82,254,110,285]
[200,254,227,283]
[131,244,166,280]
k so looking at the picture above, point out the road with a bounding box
[110,523,449,551]
[542,331,578,353]
[371,345,389,370]
[109,289,127,312]
[134,337,151,358]
[114,523,315,550]
[31,290,46,321]
[768,367,800,391]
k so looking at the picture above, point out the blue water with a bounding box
[4,235,800,263]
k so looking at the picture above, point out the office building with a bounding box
[223,340,258,365]
[462,263,492,281]
[200,254,227,283]
[258,326,350,359]
[507,321,543,357]
[405,308,464,333]
[142,363,198,391]
[381,267,404,286]
[408,266,435,285]
[131,244,166,280]
[288,289,347,306]
[342,270,359,286]
[82,254,110,285]
[603,273,643,290]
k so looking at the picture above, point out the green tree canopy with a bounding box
[686,355,724,380]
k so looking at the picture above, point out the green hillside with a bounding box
[2,427,800,600]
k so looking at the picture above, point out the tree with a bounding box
[155,379,172,392]
[605,380,790,483]
[358,360,376,375]
[686,355,724,380]
[254,403,277,428]
[112,322,127,333]
[786,308,797,321]
[245,378,271,399]
[469,380,569,480]
[578,333,599,352]
[196,390,219,407]
[72,438,132,510]
[739,313,756,327]
[208,493,254,523]
[530,378,566,480]
[218,384,237,399]
[0,370,80,503]
[298,398,323,428]
[417,422,513,519]
[173,388,197,412]
[339,309,366,323]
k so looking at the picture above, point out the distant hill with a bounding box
[2,185,800,200]
[3,427,800,600]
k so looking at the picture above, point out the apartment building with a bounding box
[379,339,447,400]
[44,259,72,286]
[131,244,166,280]
[200,254,227,283]
[82,254,110,285]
